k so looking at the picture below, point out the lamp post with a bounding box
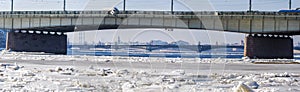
[11,0,14,29]
[289,0,292,10]
[171,0,174,14]
[249,0,252,11]
[11,0,13,12]
[123,0,126,12]
[63,0,66,11]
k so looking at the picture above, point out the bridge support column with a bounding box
[244,35,293,59]
[6,31,67,54]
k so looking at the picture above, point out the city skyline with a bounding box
[67,29,246,45]
[69,36,244,46]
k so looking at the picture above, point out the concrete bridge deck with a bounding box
[0,11,299,35]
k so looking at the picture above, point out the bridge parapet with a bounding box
[1,11,299,19]
[0,11,299,15]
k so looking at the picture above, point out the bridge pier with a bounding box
[6,31,67,54]
[244,34,293,59]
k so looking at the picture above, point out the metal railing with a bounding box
[0,10,299,15]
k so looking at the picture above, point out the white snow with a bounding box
[0,51,299,91]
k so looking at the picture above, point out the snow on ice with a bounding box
[0,51,299,91]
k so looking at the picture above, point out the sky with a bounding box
[0,0,300,45]
[0,0,299,11]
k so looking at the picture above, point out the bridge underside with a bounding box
[6,31,67,54]
[4,31,296,59]
[244,35,293,59]
[15,25,300,35]
[4,29,296,59]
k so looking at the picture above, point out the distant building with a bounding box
[232,43,239,46]
[297,42,300,47]
[105,42,114,45]
[241,40,244,46]
[129,41,146,45]
[149,40,168,45]
[170,40,190,45]
[97,41,105,45]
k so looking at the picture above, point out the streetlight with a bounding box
[123,0,126,12]
[289,0,292,10]
[249,0,252,11]
[10,0,14,29]
[171,0,174,14]
[63,0,66,11]
[11,0,13,12]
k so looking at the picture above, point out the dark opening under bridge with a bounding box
[1,11,299,59]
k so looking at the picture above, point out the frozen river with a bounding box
[5,59,300,73]
[1,53,300,91]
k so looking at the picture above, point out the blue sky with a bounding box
[0,0,299,11]
[0,0,300,45]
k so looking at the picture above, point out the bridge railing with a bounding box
[0,11,107,15]
[0,11,299,20]
[0,11,299,16]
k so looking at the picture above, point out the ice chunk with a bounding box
[122,82,136,92]
[22,71,36,76]
[171,70,185,75]
[55,67,63,72]
[245,81,259,89]
[233,82,254,92]
[117,69,129,77]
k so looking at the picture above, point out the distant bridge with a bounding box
[70,45,300,52]
[69,45,244,52]
[293,46,300,50]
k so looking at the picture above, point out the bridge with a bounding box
[69,44,244,52]
[1,11,300,34]
[0,11,299,58]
